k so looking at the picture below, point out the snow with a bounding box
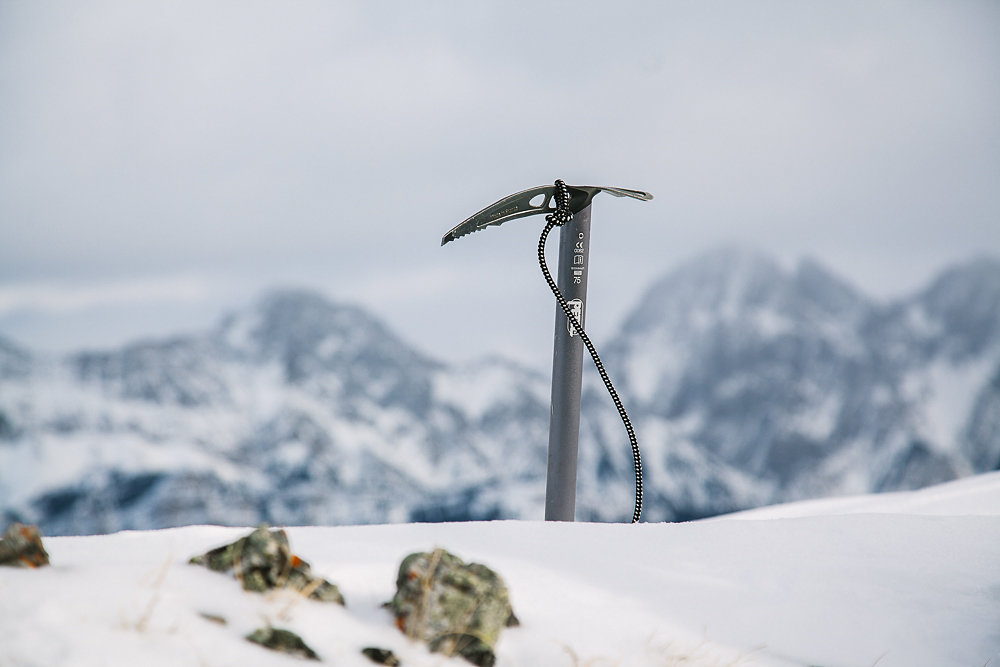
[622,330,686,404]
[912,357,998,447]
[431,360,546,423]
[788,392,840,442]
[725,469,1000,519]
[2,473,999,667]
[0,431,245,508]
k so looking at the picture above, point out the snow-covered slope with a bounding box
[2,472,998,667]
[1,251,999,533]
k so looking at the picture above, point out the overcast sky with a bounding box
[1,1,998,368]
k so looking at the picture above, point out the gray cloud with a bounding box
[1,0,998,364]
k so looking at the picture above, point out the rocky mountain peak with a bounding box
[620,246,868,345]
[912,257,1000,360]
[621,246,783,334]
[792,258,869,322]
[217,288,375,357]
[0,336,32,379]
[215,287,438,383]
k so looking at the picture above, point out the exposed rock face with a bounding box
[389,548,517,667]
[189,524,344,604]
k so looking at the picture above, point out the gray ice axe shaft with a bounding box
[544,203,592,521]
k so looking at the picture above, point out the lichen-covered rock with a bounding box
[0,523,50,568]
[245,626,320,660]
[389,548,517,667]
[189,524,344,605]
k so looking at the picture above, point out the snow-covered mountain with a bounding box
[1,249,998,534]
[592,248,1000,520]
[0,289,552,534]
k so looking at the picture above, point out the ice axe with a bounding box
[442,180,652,522]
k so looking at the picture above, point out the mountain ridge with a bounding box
[1,247,998,533]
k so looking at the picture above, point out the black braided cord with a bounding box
[539,180,643,523]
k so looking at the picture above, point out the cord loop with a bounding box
[545,179,575,226]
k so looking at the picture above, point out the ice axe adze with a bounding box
[442,180,652,522]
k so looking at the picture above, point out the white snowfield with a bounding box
[1,472,998,667]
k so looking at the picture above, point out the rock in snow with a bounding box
[0,522,50,568]
[189,523,345,605]
[245,626,321,661]
[390,547,517,666]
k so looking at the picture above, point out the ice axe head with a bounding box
[439,179,651,523]
[441,183,652,246]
